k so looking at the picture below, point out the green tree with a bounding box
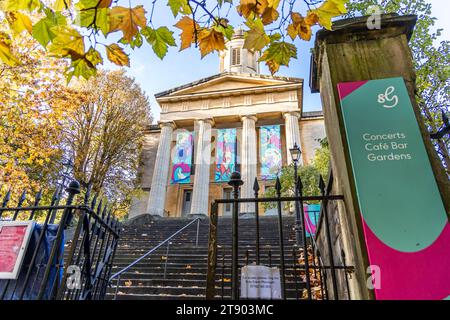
[312,137,330,178]
[346,0,450,175]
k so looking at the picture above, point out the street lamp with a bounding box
[289,143,303,246]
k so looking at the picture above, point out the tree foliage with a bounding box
[346,0,450,175]
[63,70,151,217]
[0,0,349,80]
[0,24,78,200]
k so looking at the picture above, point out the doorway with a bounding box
[182,190,192,217]
[223,188,232,216]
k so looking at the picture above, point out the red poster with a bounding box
[0,222,34,279]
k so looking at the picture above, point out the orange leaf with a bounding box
[105,43,129,66]
[198,28,226,58]
[109,5,147,42]
[174,16,199,50]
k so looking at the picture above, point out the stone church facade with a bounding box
[130,30,326,219]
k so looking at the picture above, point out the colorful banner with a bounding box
[260,125,282,180]
[215,128,237,182]
[304,204,320,237]
[338,77,450,300]
[171,131,193,184]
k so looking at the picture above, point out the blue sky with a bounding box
[103,0,450,123]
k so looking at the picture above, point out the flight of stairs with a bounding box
[107,215,303,300]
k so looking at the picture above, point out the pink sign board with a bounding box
[0,221,34,279]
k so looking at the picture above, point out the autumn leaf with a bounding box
[6,11,33,35]
[75,0,110,36]
[141,26,176,59]
[287,12,312,41]
[167,0,191,17]
[2,0,41,11]
[174,16,199,51]
[106,43,129,66]
[53,0,72,11]
[48,25,85,60]
[244,19,270,51]
[198,28,226,58]
[0,31,19,66]
[32,9,67,47]
[237,0,279,25]
[109,5,147,42]
[309,0,348,30]
[259,41,297,74]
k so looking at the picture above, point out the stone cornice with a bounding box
[156,82,302,103]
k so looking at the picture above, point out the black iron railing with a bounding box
[206,171,354,300]
[0,181,121,300]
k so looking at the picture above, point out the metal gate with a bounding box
[206,171,354,300]
[0,180,121,300]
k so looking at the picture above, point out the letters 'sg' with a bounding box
[378,86,399,109]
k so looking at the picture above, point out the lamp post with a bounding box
[289,143,303,246]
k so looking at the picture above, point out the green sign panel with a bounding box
[338,77,449,300]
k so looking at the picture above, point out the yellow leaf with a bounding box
[105,43,129,66]
[174,16,198,51]
[124,280,132,287]
[109,5,147,42]
[237,0,267,19]
[53,0,72,11]
[261,7,278,25]
[48,25,85,58]
[310,0,348,30]
[0,32,19,66]
[198,28,226,58]
[287,12,312,41]
[6,11,33,35]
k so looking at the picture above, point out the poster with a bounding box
[260,125,282,180]
[215,128,237,182]
[171,131,193,184]
[338,77,450,300]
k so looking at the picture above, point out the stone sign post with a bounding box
[311,14,450,300]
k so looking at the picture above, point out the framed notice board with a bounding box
[0,221,35,279]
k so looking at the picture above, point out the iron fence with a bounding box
[206,171,354,300]
[0,181,121,300]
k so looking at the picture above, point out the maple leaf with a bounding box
[174,16,199,51]
[309,0,348,30]
[0,31,19,66]
[237,0,267,20]
[53,0,72,11]
[198,28,226,58]
[48,25,85,59]
[259,41,297,74]
[2,0,41,11]
[109,5,147,42]
[167,0,191,17]
[287,12,312,41]
[6,11,33,35]
[105,43,129,66]
[32,9,67,47]
[141,26,176,59]
[244,19,270,51]
[75,1,110,36]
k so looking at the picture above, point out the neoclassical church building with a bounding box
[130,29,326,219]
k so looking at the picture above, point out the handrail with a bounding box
[109,217,202,282]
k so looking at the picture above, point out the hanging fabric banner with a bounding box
[215,128,237,182]
[260,125,282,180]
[171,131,193,184]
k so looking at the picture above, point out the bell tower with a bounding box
[219,28,260,74]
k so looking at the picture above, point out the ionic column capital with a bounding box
[159,121,176,129]
[196,118,215,127]
[283,111,301,120]
[240,114,258,122]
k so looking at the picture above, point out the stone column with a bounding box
[284,112,303,166]
[240,115,258,214]
[190,119,213,216]
[146,122,174,217]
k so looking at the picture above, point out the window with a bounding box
[231,48,241,66]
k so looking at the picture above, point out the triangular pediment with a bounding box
[155,72,302,99]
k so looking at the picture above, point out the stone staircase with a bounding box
[107,215,303,300]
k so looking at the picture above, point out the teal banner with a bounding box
[338,77,449,300]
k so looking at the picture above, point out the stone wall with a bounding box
[128,125,161,219]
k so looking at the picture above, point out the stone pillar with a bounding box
[311,14,450,300]
[283,112,303,166]
[146,122,174,217]
[240,115,258,214]
[190,119,213,216]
